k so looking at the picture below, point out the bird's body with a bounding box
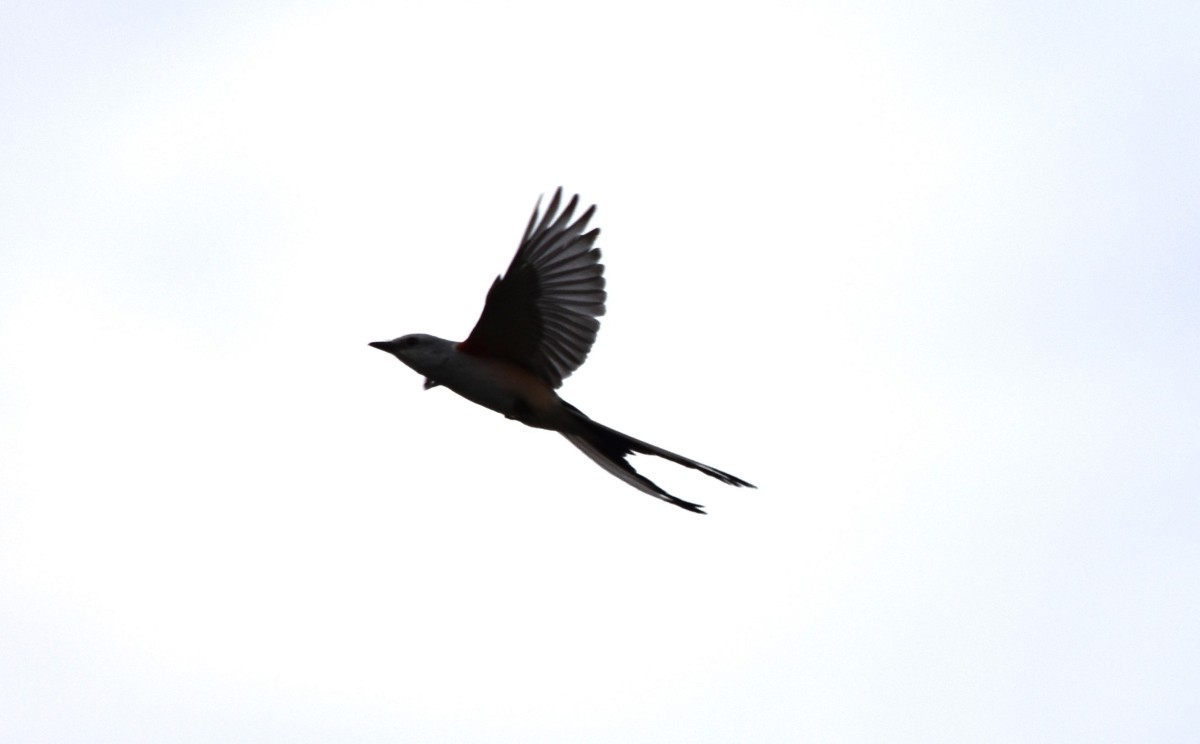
[378,334,570,430]
[370,189,753,513]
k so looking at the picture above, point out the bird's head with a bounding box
[368,333,454,381]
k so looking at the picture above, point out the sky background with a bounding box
[3,2,1199,742]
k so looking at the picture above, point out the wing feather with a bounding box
[460,188,607,388]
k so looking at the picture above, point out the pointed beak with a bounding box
[369,340,395,353]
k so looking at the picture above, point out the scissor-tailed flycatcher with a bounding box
[370,188,753,513]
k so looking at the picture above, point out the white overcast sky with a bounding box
[2,2,1199,742]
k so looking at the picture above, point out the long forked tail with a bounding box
[560,407,755,514]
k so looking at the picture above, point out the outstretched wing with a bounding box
[459,188,606,388]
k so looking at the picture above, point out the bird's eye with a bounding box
[402,337,420,347]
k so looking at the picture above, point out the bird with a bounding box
[369,188,754,513]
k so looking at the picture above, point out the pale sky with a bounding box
[2,2,1198,742]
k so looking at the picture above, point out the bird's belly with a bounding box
[436,350,564,429]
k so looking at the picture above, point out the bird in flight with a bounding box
[369,188,754,513]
